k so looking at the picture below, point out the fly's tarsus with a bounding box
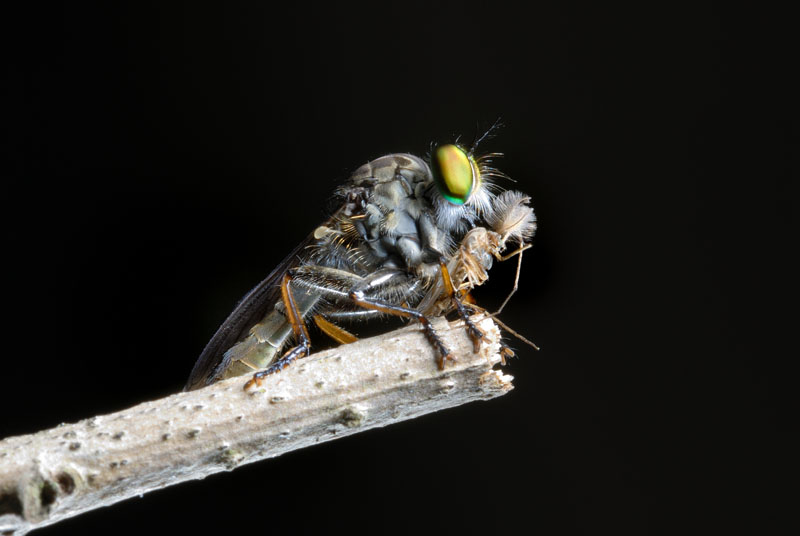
[462,314,486,353]
[449,294,486,353]
[244,343,309,390]
[438,258,485,353]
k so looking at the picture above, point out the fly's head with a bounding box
[428,142,536,244]
[427,143,495,237]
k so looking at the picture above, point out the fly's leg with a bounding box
[244,272,311,390]
[325,309,383,321]
[313,314,358,344]
[244,264,454,386]
[349,290,455,369]
[438,259,485,353]
[338,267,454,369]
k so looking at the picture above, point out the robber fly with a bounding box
[185,131,536,391]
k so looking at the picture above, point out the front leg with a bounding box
[438,258,486,352]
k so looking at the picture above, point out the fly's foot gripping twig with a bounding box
[464,320,486,353]
[457,304,486,352]
[419,319,456,370]
[453,300,486,353]
[243,343,310,390]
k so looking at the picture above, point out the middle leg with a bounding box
[347,269,456,369]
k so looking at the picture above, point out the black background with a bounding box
[2,3,792,535]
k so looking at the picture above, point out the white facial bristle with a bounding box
[486,190,537,244]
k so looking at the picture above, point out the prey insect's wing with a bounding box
[184,229,321,391]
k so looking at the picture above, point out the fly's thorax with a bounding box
[337,153,456,272]
[347,153,432,191]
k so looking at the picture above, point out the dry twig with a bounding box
[0,315,512,534]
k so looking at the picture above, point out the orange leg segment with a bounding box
[313,314,358,344]
[244,272,312,390]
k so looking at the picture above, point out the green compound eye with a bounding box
[431,144,479,205]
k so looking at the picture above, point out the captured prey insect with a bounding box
[185,134,537,391]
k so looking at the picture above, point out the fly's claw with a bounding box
[420,320,456,370]
[243,345,307,390]
[437,352,456,370]
[243,375,263,391]
[463,318,485,353]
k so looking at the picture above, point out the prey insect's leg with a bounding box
[438,259,485,352]
[494,242,532,315]
[483,240,540,356]
[460,302,516,365]
[348,269,455,369]
[245,272,311,389]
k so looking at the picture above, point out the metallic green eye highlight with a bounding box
[431,144,478,205]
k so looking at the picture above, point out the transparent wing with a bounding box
[184,229,321,390]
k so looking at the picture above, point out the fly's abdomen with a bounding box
[215,287,321,382]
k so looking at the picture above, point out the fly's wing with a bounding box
[184,232,319,391]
